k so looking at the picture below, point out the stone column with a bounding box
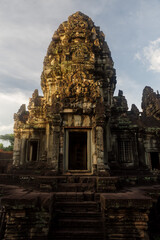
[13,137,21,166]
[20,138,27,165]
[96,126,105,172]
[95,101,110,175]
[137,134,146,167]
[46,123,53,163]
[46,123,50,151]
[132,131,139,167]
[49,114,61,172]
[51,126,60,171]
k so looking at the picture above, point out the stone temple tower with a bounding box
[13,12,116,175]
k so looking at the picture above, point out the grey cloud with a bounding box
[0,74,40,93]
[0,0,160,135]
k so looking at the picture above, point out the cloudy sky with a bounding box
[0,0,160,136]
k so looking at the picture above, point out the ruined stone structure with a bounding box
[0,12,160,240]
[13,12,160,175]
[13,11,116,175]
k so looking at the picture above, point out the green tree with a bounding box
[0,143,4,150]
[0,134,14,151]
[0,134,14,145]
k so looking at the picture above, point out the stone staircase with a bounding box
[56,176,96,192]
[50,192,105,240]
[0,174,118,193]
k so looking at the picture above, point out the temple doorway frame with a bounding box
[64,128,91,172]
[27,139,39,162]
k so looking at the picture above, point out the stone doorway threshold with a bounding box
[64,171,93,176]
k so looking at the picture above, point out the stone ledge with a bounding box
[100,186,159,209]
[0,185,53,209]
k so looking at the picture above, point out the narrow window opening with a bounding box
[119,140,132,163]
[150,152,160,170]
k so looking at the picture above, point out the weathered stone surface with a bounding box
[12,11,160,175]
[142,86,160,120]
[13,11,116,174]
[0,183,160,239]
[6,11,160,239]
[41,12,116,106]
[101,188,153,240]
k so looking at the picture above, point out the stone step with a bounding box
[0,174,118,193]
[57,183,95,192]
[57,211,102,219]
[54,192,96,202]
[110,169,152,176]
[52,230,104,240]
[58,218,103,229]
[55,201,99,212]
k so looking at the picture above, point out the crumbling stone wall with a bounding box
[1,189,52,240]
[108,87,160,172]
[101,191,152,240]
[142,86,160,120]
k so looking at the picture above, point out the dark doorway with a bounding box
[29,141,38,161]
[69,132,87,170]
[150,152,160,170]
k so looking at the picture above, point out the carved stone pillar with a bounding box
[50,114,61,172]
[95,102,109,175]
[51,126,60,171]
[13,137,21,166]
[20,138,27,165]
[96,126,106,173]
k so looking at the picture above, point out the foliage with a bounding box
[0,134,14,151]
[0,134,14,145]
[0,143,4,150]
